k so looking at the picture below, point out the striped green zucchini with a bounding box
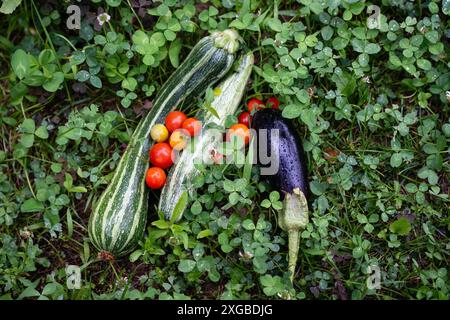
[159,51,254,221]
[88,30,241,258]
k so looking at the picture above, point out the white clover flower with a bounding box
[239,251,254,260]
[20,228,33,239]
[97,12,111,26]
[446,90,450,101]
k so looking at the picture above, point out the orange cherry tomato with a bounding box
[182,117,202,137]
[266,97,280,110]
[238,111,252,128]
[145,167,166,189]
[165,111,187,133]
[169,129,190,150]
[149,142,174,169]
[247,98,265,112]
[226,123,251,145]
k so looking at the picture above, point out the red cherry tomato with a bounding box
[149,142,174,169]
[165,111,187,133]
[145,167,166,189]
[238,111,252,128]
[182,117,202,137]
[227,124,251,145]
[247,98,265,112]
[266,97,280,110]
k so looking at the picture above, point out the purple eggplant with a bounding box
[252,108,309,282]
[251,109,309,196]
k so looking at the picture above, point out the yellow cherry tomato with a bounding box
[150,124,169,142]
[169,129,190,151]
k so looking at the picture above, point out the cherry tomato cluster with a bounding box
[145,111,201,189]
[231,96,280,145]
[237,96,279,128]
[145,97,280,189]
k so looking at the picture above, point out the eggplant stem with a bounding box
[288,230,300,283]
[280,190,309,283]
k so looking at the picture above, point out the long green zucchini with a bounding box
[88,30,241,258]
[159,51,254,221]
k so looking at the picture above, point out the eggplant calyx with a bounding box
[278,189,309,283]
[278,190,308,232]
